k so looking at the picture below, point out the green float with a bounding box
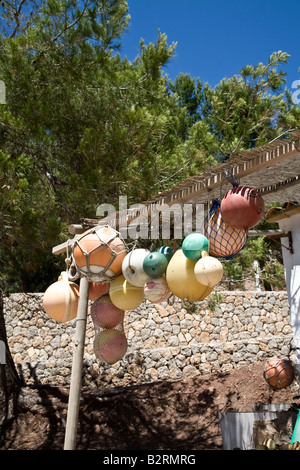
[143,252,168,278]
[182,233,209,261]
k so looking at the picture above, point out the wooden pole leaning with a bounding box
[64,275,90,450]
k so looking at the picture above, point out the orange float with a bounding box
[204,200,248,259]
[220,185,265,230]
[73,225,127,282]
[89,281,110,302]
[263,358,294,389]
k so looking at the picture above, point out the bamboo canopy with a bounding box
[140,129,300,207]
[60,129,300,245]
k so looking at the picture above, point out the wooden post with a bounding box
[64,276,89,450]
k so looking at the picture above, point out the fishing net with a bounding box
[263,358,294,390]
[90,294,128,365]
[204,199,248,259]
[72,225,128,283]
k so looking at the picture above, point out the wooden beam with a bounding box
[68,224,85,235]
[266,204,300,223]
[52,240,74,255]
[258,175,300,197]
[248,229,286,237]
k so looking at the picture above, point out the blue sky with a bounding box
[120,0,300,92]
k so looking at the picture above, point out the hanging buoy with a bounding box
[122,248,150,287]
[220,185,265,230]
[89,281,109,302]
[91,294,125,329]
[94,329,127,364]
[73,225,127,282]
[43,271,79,322]
[144,277,171,303]
[194,251,223,287]
[166,249,213,301]
[109,274,144,310]
[143,252,168,278]
[204,201,247,259]
[263,358,294,389]
[157,246,174,263]
[182,233,209,261]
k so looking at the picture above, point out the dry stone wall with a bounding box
[3,291,295,388]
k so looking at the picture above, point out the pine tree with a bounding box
[0,2,205,291]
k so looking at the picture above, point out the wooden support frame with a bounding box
[269,231,294,255]
[63,276,90,450]
[249,229,294,254]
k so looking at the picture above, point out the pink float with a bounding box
[91,294,124,329]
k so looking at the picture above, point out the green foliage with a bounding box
[0,0,208,291]
[261,259,285,290]
[182,301,198,314]
[0,1,296,292]
[206,292,223,312]
[221,220,286,291]
[169,51,300,161]
[168,73,203,131]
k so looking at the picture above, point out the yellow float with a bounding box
[166,249,213,301]
[109,274,144,310]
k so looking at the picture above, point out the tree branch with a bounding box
[51,0,93,43]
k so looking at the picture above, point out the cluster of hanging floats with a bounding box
[43,184,267,366]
